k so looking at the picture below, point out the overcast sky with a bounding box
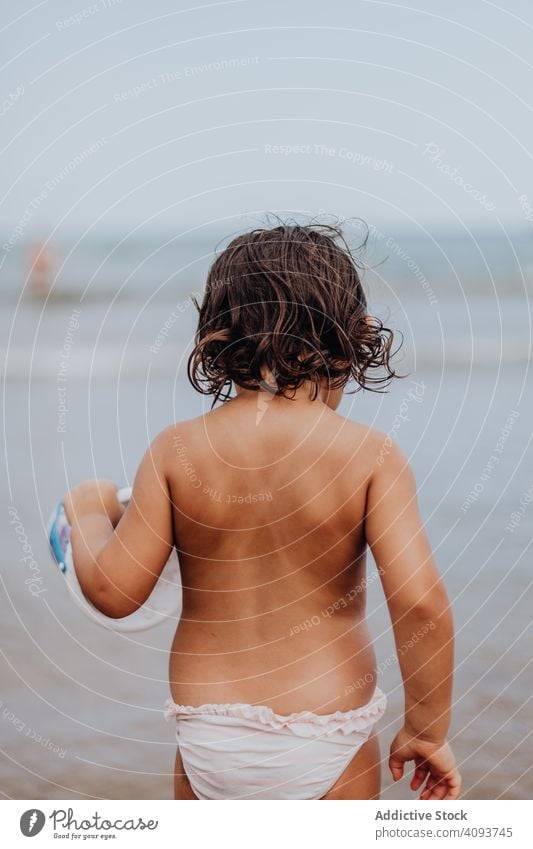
[2,0,533,242]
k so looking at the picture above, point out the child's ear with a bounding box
[323,383,343,410]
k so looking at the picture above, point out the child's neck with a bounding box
[232,380,342,410]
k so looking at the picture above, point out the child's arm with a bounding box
[63,432,174,618]
[365,438,461,800]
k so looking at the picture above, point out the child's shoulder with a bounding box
[147,414,215,454]
[366,426,410,469]
[336,417,411,476]
[148,415,412,481]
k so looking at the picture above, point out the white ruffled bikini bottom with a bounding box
[164,686,387,799]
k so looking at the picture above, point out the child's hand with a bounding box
[389,727,462,800]
[64,479,125,528]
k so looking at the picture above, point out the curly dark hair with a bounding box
[187,218,401,403]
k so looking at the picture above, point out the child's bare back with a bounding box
[167,388,379,715]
